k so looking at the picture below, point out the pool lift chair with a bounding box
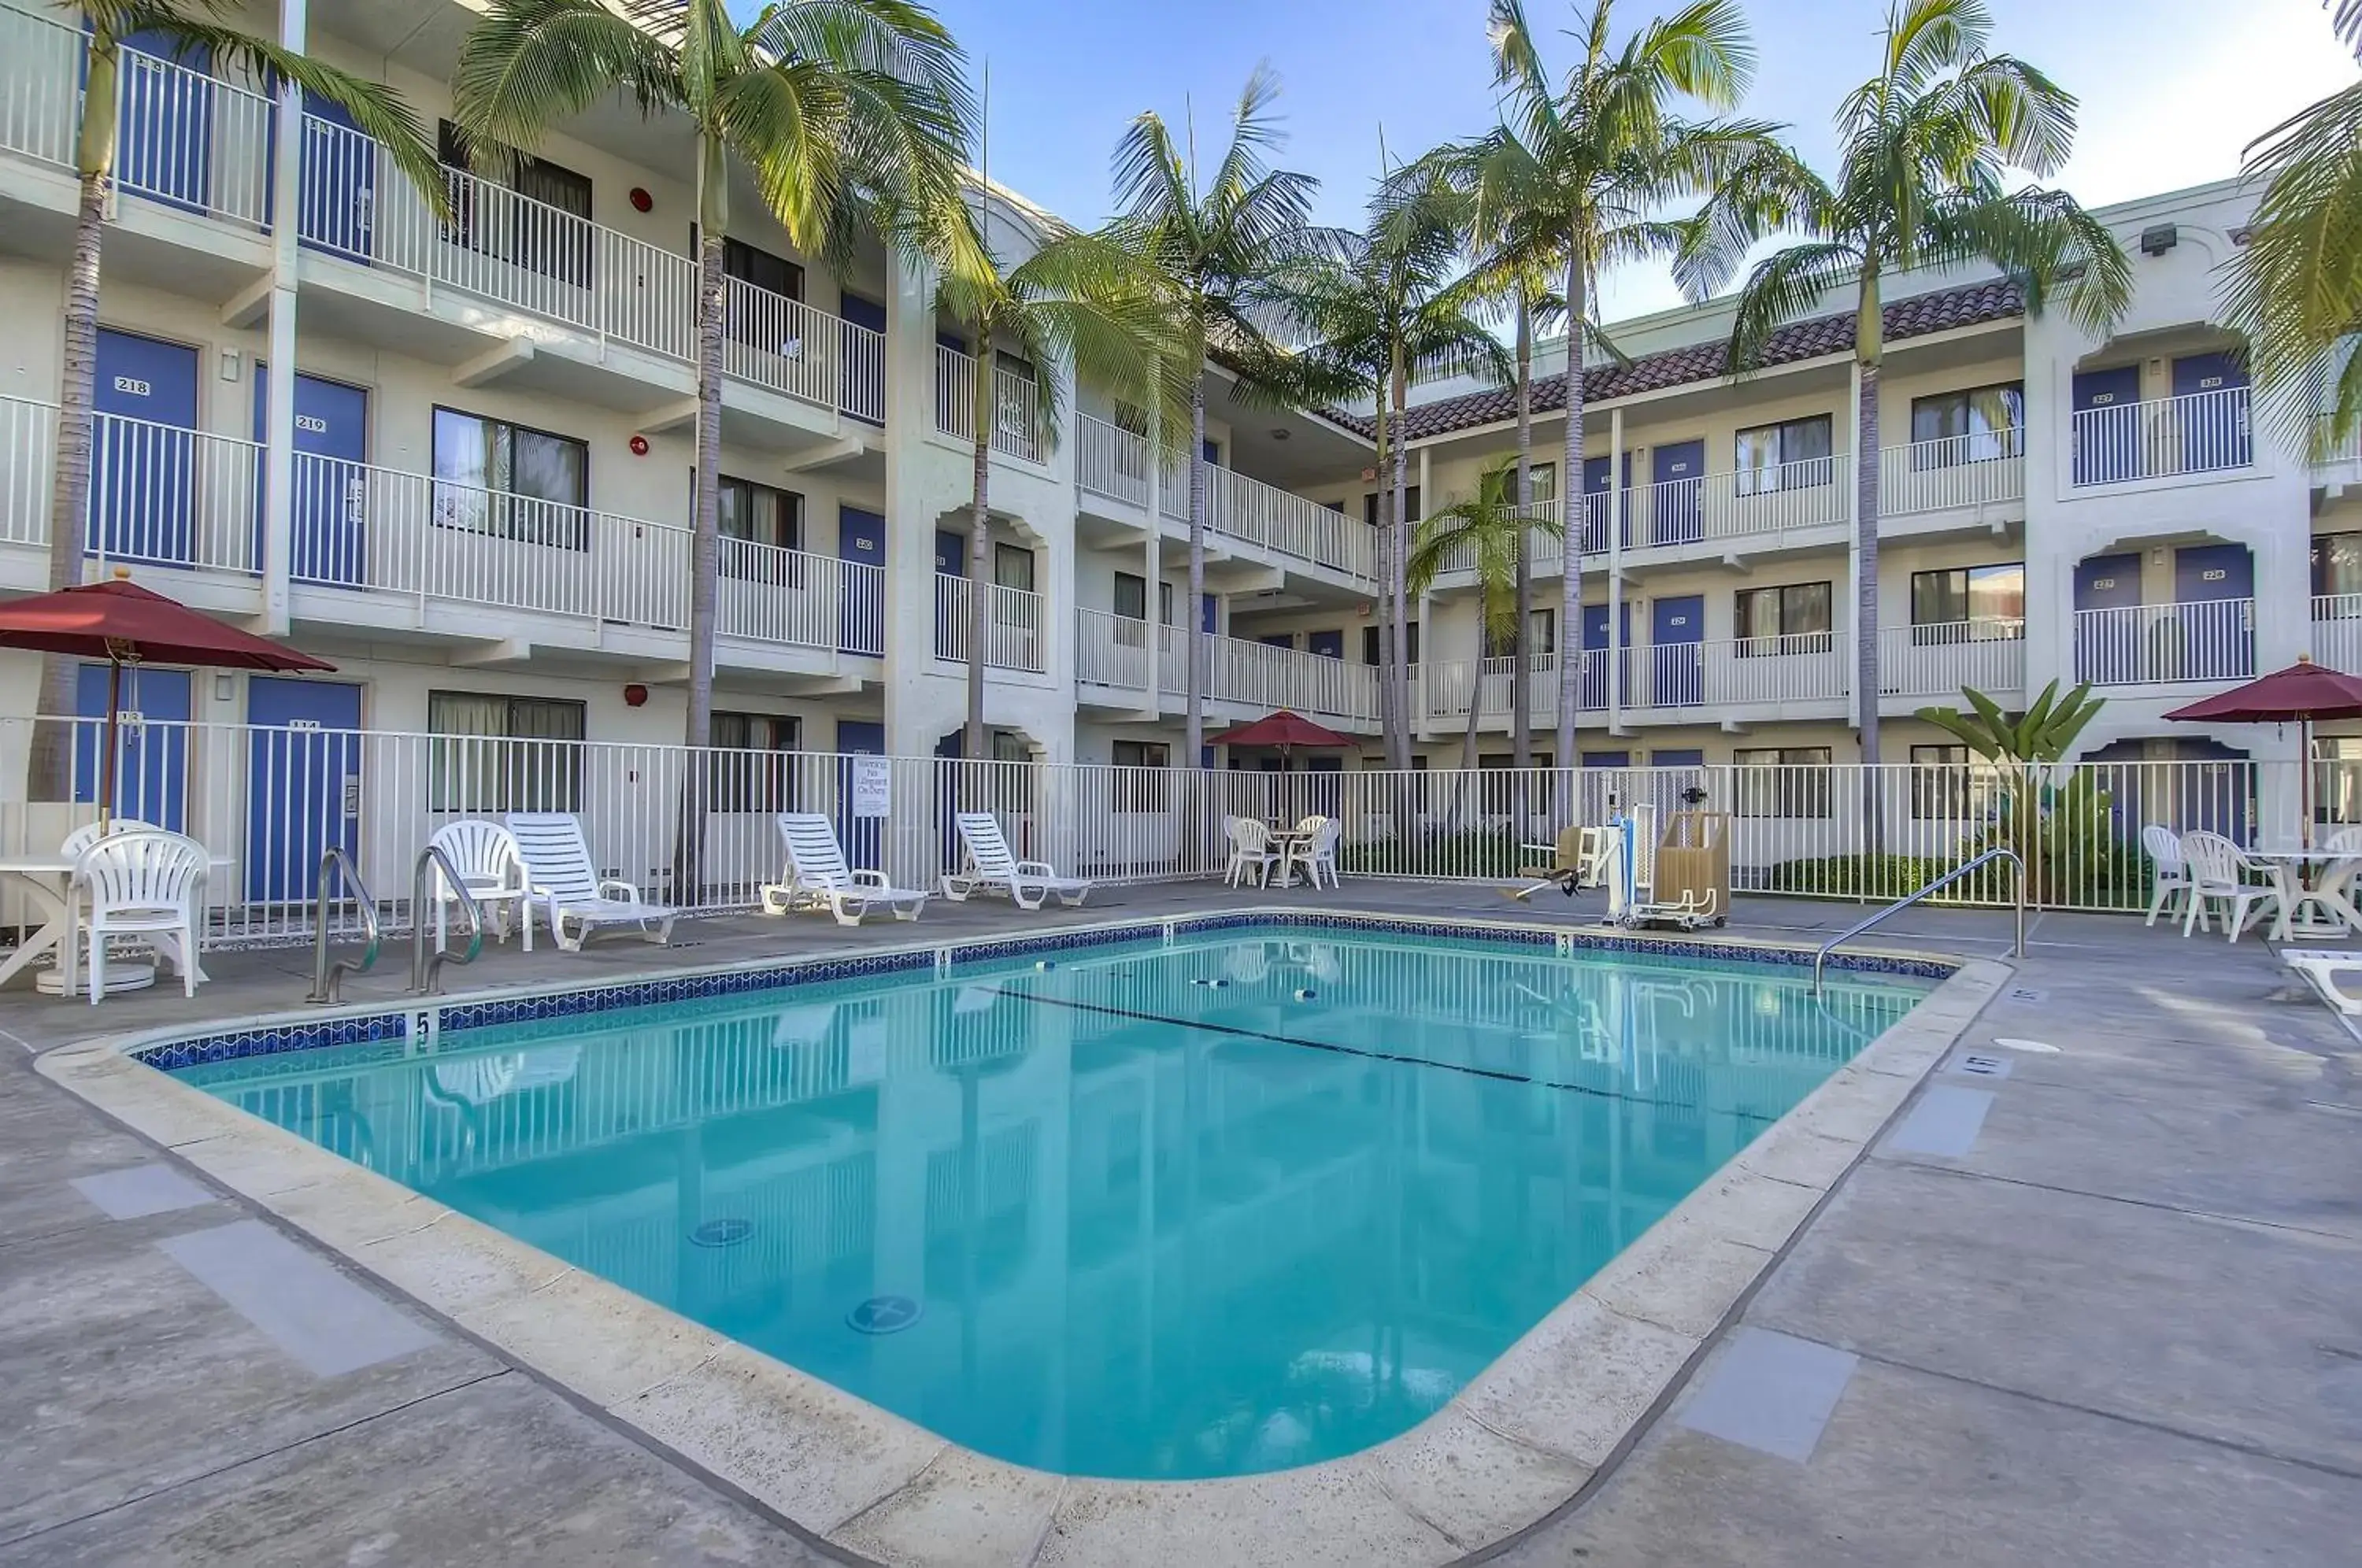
[1595,808,1729,932]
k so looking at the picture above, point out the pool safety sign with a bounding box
[850,756,892,817]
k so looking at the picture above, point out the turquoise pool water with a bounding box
[176,926,1930,1479]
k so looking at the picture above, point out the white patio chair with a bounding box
[427,819,531,952]
[505,812,677,952]
[1224,816,1281,889]
[942,812,1091,910]
[1283,816,1342,889]
[759,812,927,926]
[2178,831,2286,943]
[2281,948,2362,1015]
[61,817,154,860]
[2140,824,2189,927]
[74,827,207,1004]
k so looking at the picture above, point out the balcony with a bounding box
[1073,412,1378,586]
[0,394,885,661]
[934,346,1041,464]
[2073,599,2256,686]
[2312,595,2362,670]
[933,573,1046,671]
[2070,386,2253,486]
[1624,633,1850,719]
[1072,608,1379,725]
[1876,620,2027,702]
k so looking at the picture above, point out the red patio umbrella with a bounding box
[0,575,334,825]
[1211,709,1357,768]
[2164,654,2362,845]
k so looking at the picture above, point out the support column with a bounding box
[1416,446,1432,748]
[1847,357,1864,738]
[258,0,307,634]
[1141,394,1162,719]
[1608,406,1624,739]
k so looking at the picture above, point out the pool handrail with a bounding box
[1812,847,2024,995]
[410,845,485,996]
[306,847,380,1005]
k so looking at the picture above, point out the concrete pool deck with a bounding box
[3,882,2358,1565]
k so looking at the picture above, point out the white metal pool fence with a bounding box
[0,714,2335,948]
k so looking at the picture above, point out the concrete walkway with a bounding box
[1,882,2354,1565]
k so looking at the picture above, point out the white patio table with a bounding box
[2243,848,2362,942]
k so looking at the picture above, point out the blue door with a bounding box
[835,719,886,871]
[75,664,190,830]
[1650,595,1704,707]
[2174,543,2256,682]
[839,296,886,426]
[2074,552,2143,683]
[1652,748,1705,768]
[116,32,212,214]
[1257,634,1293,649]
[1307,629,1343,660]
[1651,440,1704,545]
[1582,453,1631,553]
[935,529,966,577]
[2072,365,2142,485]
[254,368,368,586]
[838,506,883,653]
[2171,353,2251,472]
[94,329,198,568]
[1579,604,1625,710]
[244,678,364,904]
[298,91,374,261]
[1201,593,1218,634]
[1582,750,1629,768]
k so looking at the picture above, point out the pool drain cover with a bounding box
[848,1294,922,1335]
[690,1218,754,1248]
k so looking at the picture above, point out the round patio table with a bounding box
[2242,848,2362,941]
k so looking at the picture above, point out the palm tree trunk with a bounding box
[677,141,726,904]
[1372,399,1398,758]
[1389,346,1412,774]
[965,324,994,761]
[1855,268,1885,852]
[1557,250,1586,773]
[31,43,120,801]
[1511,289,1534,772]
[1186,385,1207,768]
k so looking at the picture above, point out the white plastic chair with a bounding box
[760,812,927,926]
[942,812,1091,910]
[74,828,207,1004]
[1225,817,1280,888]
[61,817,154,860]
[1283,816,1342,889]
[2140,824,2189,927]
[2283,948,2362,1013]
[505,812,677,951]
[427,819,531,951]
[2178,831,2286,943]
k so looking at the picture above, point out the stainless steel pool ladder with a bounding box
[306,848,380,1005]
[1811,848,2025,995]
[410,845,483,997]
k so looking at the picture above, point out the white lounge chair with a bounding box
[505,812,676,952]
[760,812,927,926]
[2282,948,2362,1015]
[1224,816,1281,888]
[2178,831,2286,943]
[427,819,531,951]
[75,827,207,1004]
[2140,824,2188,928]
[942,812,1091,910]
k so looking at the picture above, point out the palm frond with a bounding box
[1726,241,1860,371]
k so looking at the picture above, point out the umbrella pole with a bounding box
[2304,717,2315,851]
[98,656,122,831]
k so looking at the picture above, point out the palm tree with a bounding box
[2221,4,2362,448]
[935,206,1190,758]
[1280,169,1513,769]
[1706,0,2131,774]
[454,0,975,767]
[1479,0,1771,771]
[1109,68,1321,770]
[1408,458,1566,771]
[30,0,446,798]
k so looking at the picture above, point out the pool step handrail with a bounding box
[1812,848,2024,995]
[410,845,485,996]
[306,848,381,1005]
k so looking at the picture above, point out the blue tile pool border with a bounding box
[130,910,1955,1073]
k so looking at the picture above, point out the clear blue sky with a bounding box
[920,0,2356,320]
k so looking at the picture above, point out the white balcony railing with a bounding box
[1876,619,2027,698]
[2315,595,2362,670]
[933,573,1045,671]
[934,346,1041,463]
[1075,412,1153,508]
[1627,633,1849,712]
[87,409,264,576]
[1,394,54,549]
[2073,599,2256,685]
[1422,653,1566,723]
[1076,612,1379,723]
[1075,605,1153,691]
[0,3,78,171]
[1879,435,2026,517]
[2071,386,2253,486]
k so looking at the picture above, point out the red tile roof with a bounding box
[1335,277,2024,443]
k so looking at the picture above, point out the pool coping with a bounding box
[32,908,2008,1568]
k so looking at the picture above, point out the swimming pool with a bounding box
[159,917,1934,1481]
